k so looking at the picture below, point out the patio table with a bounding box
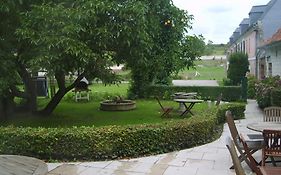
[247,122,281,132]
[172,92,198,111]
[173,92,197,99]
[173,99,203,117]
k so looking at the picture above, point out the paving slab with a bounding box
[0,155,48,175]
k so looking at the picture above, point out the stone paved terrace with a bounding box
[46,100,264,175]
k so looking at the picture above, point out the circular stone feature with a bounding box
[100,100,136,111]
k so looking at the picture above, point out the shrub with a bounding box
[241,77,247,100]
[247,75,258,99]
[255,76,281,108]
[222,78,233,86]
[255,83,272,108]
[271,88,281,106]
[0,103,245,161]
[227,52,249,85]
[216,103,246,124]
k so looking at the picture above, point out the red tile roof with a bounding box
[264,28,281,45]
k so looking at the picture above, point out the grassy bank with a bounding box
[177,59,226,81]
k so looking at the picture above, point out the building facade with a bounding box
[259,29,281,77]
[227,0,281,79]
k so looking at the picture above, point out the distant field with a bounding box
[177,59,226,81]
[115,59,227,83]
[213,46,226,55]
[204,44,226,55]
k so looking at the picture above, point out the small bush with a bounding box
[216,103,246,124]
[271,88,281,106]
[247,75,258,99]
[255,76,281,108]
[222,78,233,86]
[227,52,249,85]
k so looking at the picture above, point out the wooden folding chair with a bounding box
[240,134,281,175]
[264,107,281,122]
[262,129,281,166]
[155,97,173,117]
[225,110,263,169]
[226,137,246,175]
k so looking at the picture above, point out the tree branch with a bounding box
[55,71,66,91]
[65,73,85,92]
[10,86,28,98]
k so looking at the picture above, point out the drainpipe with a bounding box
[255,29,259,79]
[255,21,263,79]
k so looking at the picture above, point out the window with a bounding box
[243,41,246,53]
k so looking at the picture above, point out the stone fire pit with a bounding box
[100,100,136,111]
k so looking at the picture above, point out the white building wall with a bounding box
[249,59,256,76]
[271,48,281,76]
[267,44,281,77]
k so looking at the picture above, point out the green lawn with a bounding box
[90,83,129,94]
[2,99,209,128]
[6,83,211,128]
[213,46,226,55]
[4,65,223,128]
[113,59,227,83]
[177,60,226,81]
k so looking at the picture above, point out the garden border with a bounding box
[0,103,245,161]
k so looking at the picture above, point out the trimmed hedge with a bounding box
[146,85,242,101]
[216,103,246,124]
[0,103,245,161]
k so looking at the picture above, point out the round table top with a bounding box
[174,99,204,103]
[247,122,281,132]
[0,155,48,175]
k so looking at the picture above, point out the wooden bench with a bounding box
[264,106,281,122]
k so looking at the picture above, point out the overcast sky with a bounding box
[172,0,270,44]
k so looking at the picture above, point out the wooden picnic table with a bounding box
[173,92,197,98]
[173,99,203,117]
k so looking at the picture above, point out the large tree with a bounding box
[126,0,205,97]
[1,0,204,117]
[0,0,48,117]
[17,0,153,115]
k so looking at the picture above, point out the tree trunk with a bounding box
[16,61,37,112]
[0,98,5,120]
[130,67,151,98]
[38,88,67,116]
[26,82,37,112]
[0,96,15,120]
[38,73,85,116]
